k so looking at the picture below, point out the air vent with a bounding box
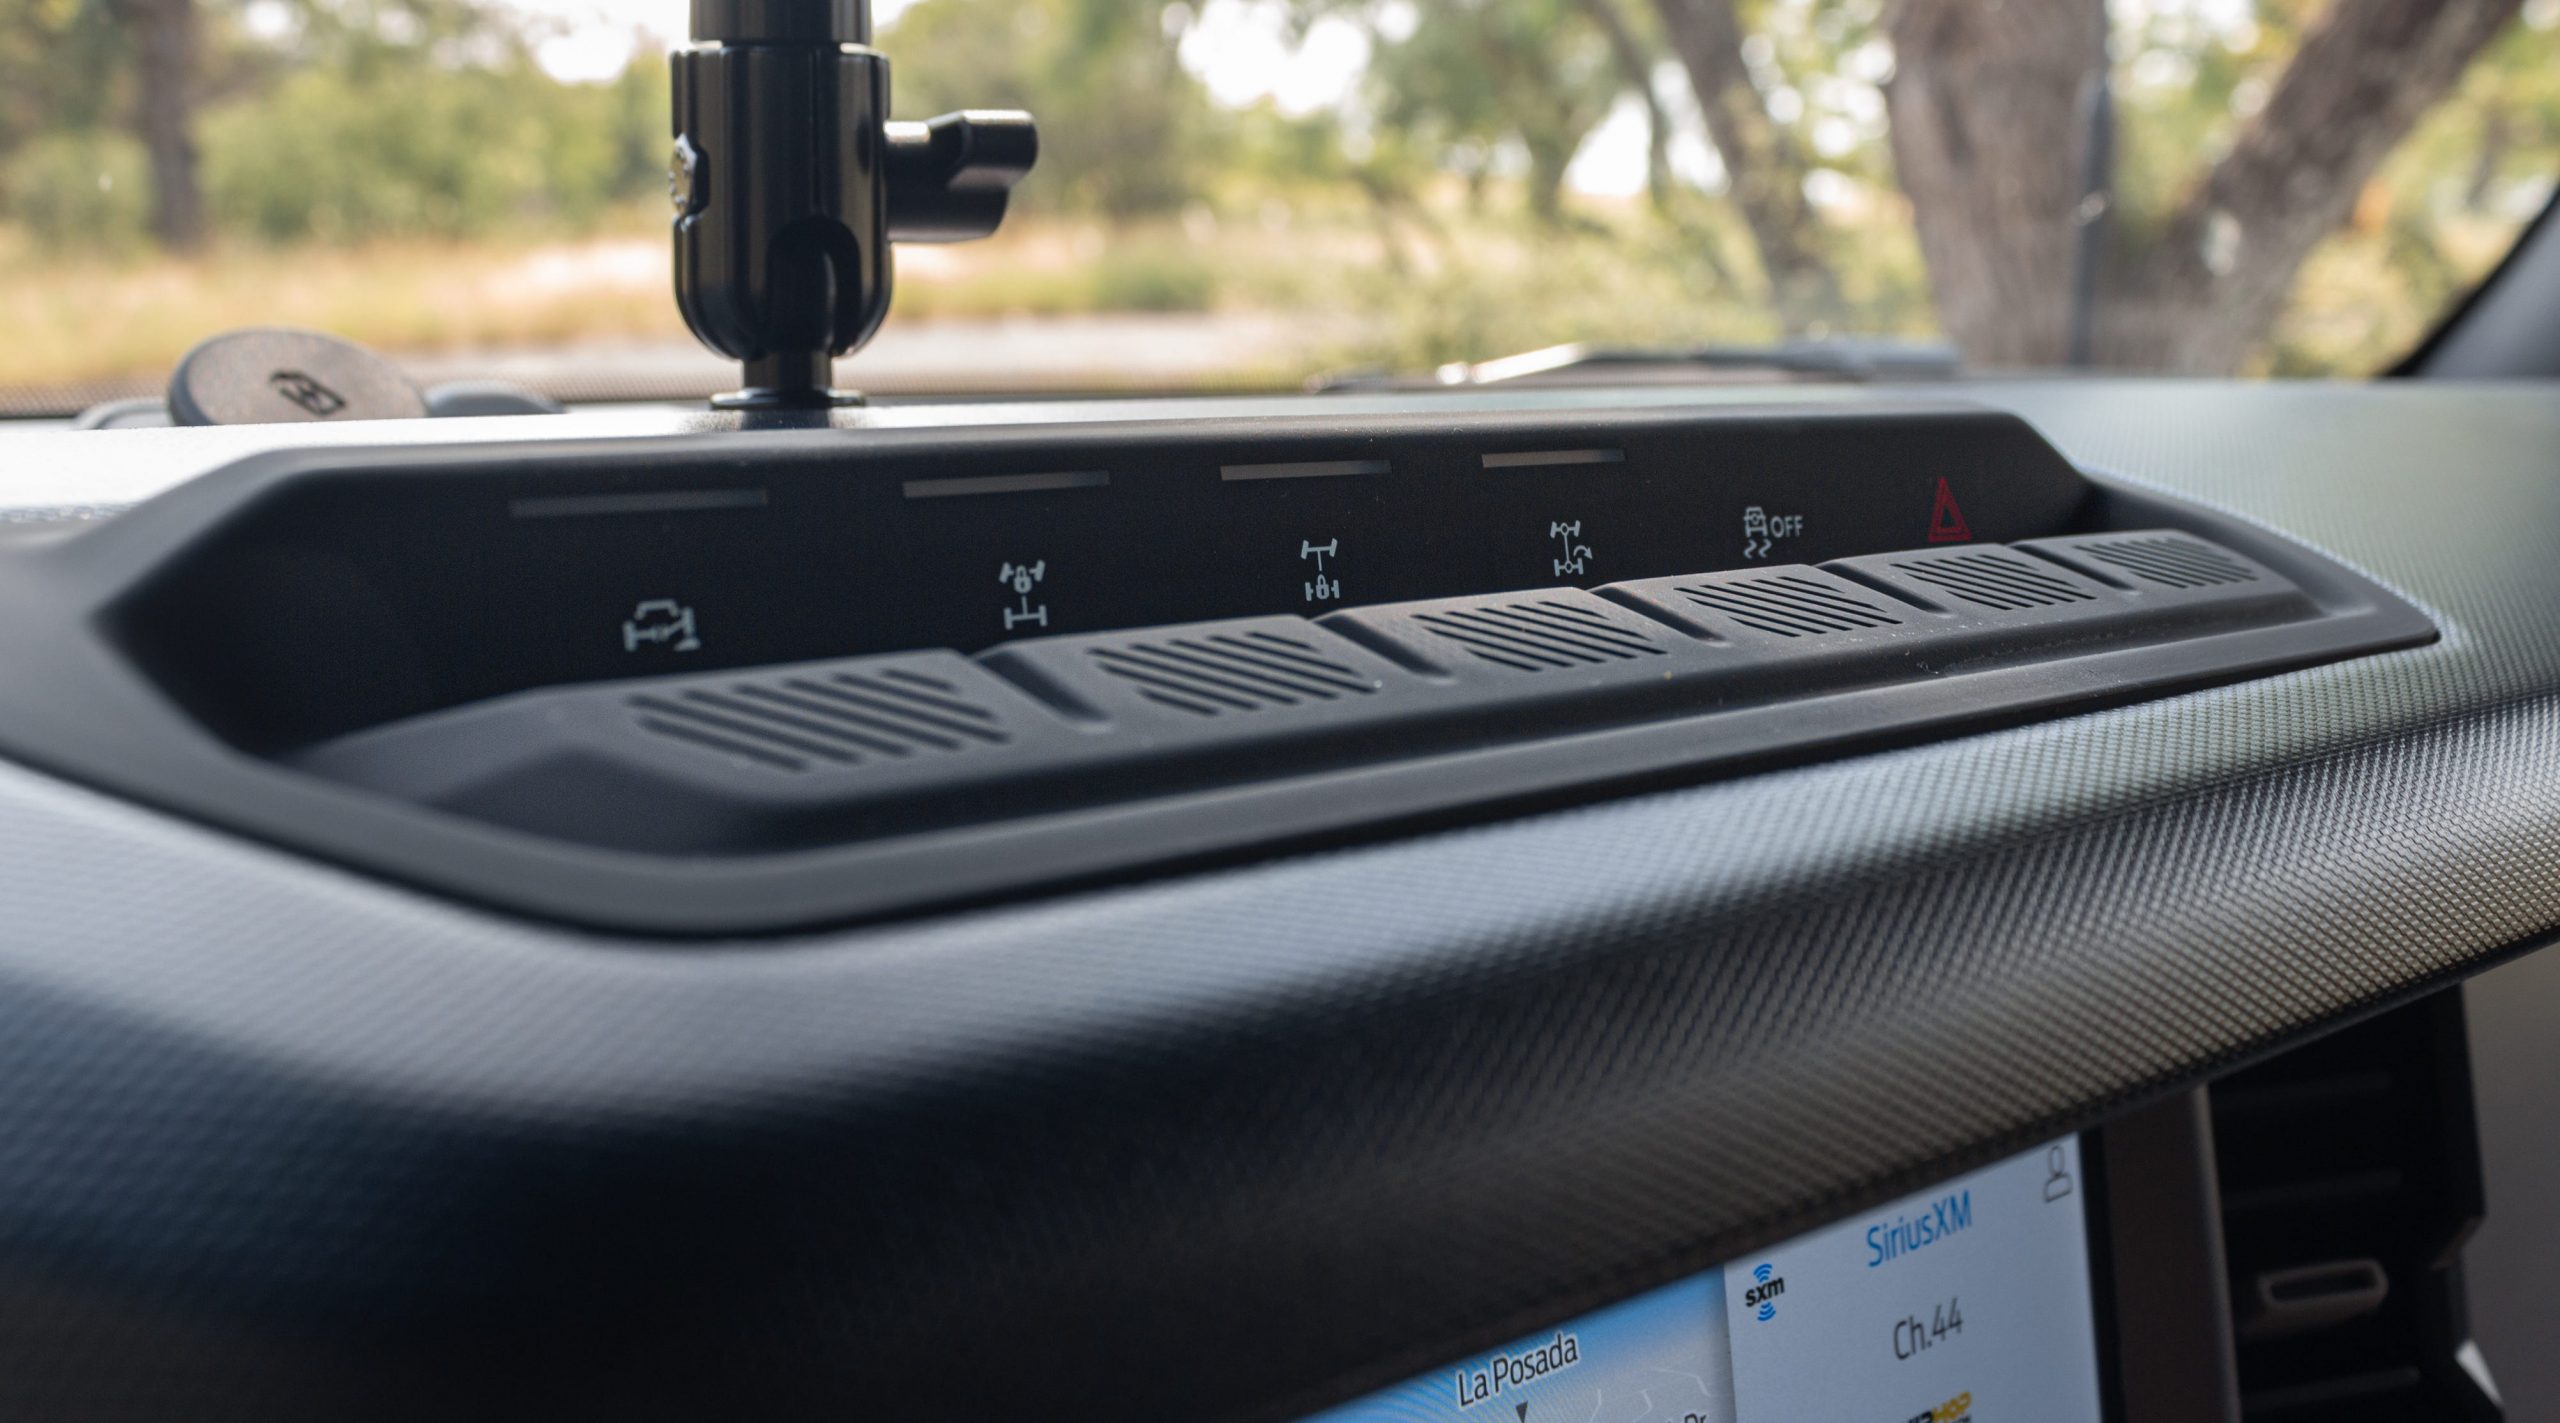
[2075,535,2262,589]
[630,665,1011,773]
[2209,992,2499,1422]
[1087,629,1381,717]
[1673,573,1902,638]
[1886,549,2100,611]
[1408,599,1668,672]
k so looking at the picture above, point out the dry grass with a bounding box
[0,226,682,388]
[0,210,1327,390]
[0,186,2472,397]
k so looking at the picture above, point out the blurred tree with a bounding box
[203,51,657,240]
[0,130,154,251]
[103,0,205,247]
[888,0,1215,217]
[0,0,124,150]
[1875,0,2102,366]
[1650,0,1842,321]
[0,0,140,247]
[1624,0,2531,367]
[1363,0,1623,227]
[3,0,547,251]
[1887,0,2526,370]
[1573,0,1679,222]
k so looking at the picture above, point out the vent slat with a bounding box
[2212,1070,2396,1117]
[2241,1366,2425,1416]
[1092,650,1272,712]
[846,668,1007,723]
[2219,1168,2405,1214]
[701,687,934,757]
[1167,637,1373,697]
[791,678,1011,744]
[1413,599,1668,670]
[2077,535,2259,589]
[628,663,1015,773]
[1117,644,1329,703]
[1675,574,1902,637]
[633,715,810,772]
[1415,614,1587,670]
[1088,631,1380,717]
[1889,550,2099,610]
[635,694,866,764]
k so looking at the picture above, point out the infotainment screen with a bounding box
[1303,1137,2104,1423]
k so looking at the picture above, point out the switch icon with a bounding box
[1302,538,1341,603]
[621,598,701,653]
[1000,560,1050,630]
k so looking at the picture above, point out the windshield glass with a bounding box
[2,0,2554,408]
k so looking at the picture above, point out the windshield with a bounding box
[2,0,2554,409]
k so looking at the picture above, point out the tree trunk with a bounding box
[1526,132,1574,227]
[2097,0,2522,372]
[1649,0,1842,326]
[1577,0,1679,221]
[1882,0,2102,370]
[117,0,206,252]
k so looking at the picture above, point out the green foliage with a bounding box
[2104,0,2312,246]
[0,0,668,245]
[198,50,664,242]
[0,0,124,154]
[1091,244,1221,310]
[887,0,1217,218]
[2263,8,2560,375]
[0,127,152,252]
[1378,0,1621,210]
[1741,0,1893,185]
[1222,103,1359,192]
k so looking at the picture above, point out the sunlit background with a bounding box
[1,0,2553,407]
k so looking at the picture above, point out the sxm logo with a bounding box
[1743,1262,1785,1322]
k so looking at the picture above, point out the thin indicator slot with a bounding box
[902,470,1110,500]
[509,488,769,519]
[1219,459,1391,482]
[1479,448,1625,469]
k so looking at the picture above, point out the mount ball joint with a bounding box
[671,0,1037,408]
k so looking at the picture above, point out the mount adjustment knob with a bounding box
[884,111,1040,244]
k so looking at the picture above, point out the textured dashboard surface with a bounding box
[2,382,2558,1420]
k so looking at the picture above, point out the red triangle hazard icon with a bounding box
[1927,477,1972,543]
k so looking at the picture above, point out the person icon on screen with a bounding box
[2043,1145,2075,1203]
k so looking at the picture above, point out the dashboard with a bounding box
[0,379,2552,1421]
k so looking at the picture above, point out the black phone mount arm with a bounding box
[671,0,1036,408]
